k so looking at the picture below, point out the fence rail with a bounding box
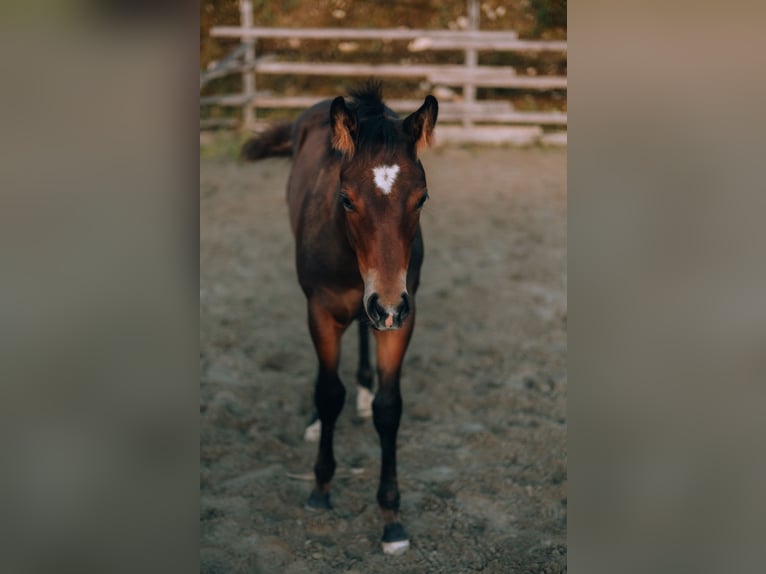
[200,95,566,125]
[201,1,567,145]
[210,26,567,53]
[209,26,520,42]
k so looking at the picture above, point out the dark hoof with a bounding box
[305,489,332,511]
[381,522,410,555]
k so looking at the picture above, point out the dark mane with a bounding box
[348,80,401,157]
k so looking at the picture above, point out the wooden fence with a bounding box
[201,0,567,145]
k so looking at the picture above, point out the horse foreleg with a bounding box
[305,299,347,510]
[355,319,374,418]
[372,316,414,554]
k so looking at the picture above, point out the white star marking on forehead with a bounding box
[372,164,400,195]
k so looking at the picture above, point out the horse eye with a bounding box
[340,194,355,211]
[415,194,429,209]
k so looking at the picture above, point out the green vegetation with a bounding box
[200,130,251,160]
[529,0,566,34]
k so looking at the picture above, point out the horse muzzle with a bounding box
[365,292,410,330]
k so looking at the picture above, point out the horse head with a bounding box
[330,91,438,330]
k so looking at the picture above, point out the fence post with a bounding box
[463,0,479,129]
[240,0,255,130]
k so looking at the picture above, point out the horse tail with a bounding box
[240,121,293,161]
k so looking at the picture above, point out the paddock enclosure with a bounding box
[200,145,566,572]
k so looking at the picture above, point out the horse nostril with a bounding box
[396,293,410,324]
[368,292,410,328]
[367,293,386,322]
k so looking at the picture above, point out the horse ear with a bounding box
[330,96,356,158]
[403,95,438,154]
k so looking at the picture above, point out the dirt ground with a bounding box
[200,145,567,573]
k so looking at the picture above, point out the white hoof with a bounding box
[381,539,410,556]
[304,419,321,442]
[356,386,374,418]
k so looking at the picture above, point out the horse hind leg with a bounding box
[355,319,374,419]
[306,318,372,442]
[303,411,321,443]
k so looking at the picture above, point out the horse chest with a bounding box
[314,285,365,324]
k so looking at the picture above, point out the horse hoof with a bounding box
[356,385,374,418]
[304,418,321,442]
[305,489,332,511]
[381,522,410,555]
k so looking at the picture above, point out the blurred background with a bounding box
[5,2,766,573]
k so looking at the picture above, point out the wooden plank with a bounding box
[200,94,251,106]
[434,125,544,146]
[200,93,566,125]
[253,61,513,78]
[463,0,479,128]
[200,44,247,87]
[455,111,567,125]
[540,131,567,146]
[411,38,567,52]
[428,72,566,90]
[202,60,565,90]
[253,62,565,89]
[240,0,255,129]
[200,62,245,87]
[210,26,518,42]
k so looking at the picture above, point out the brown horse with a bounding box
[242,81,437,555]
